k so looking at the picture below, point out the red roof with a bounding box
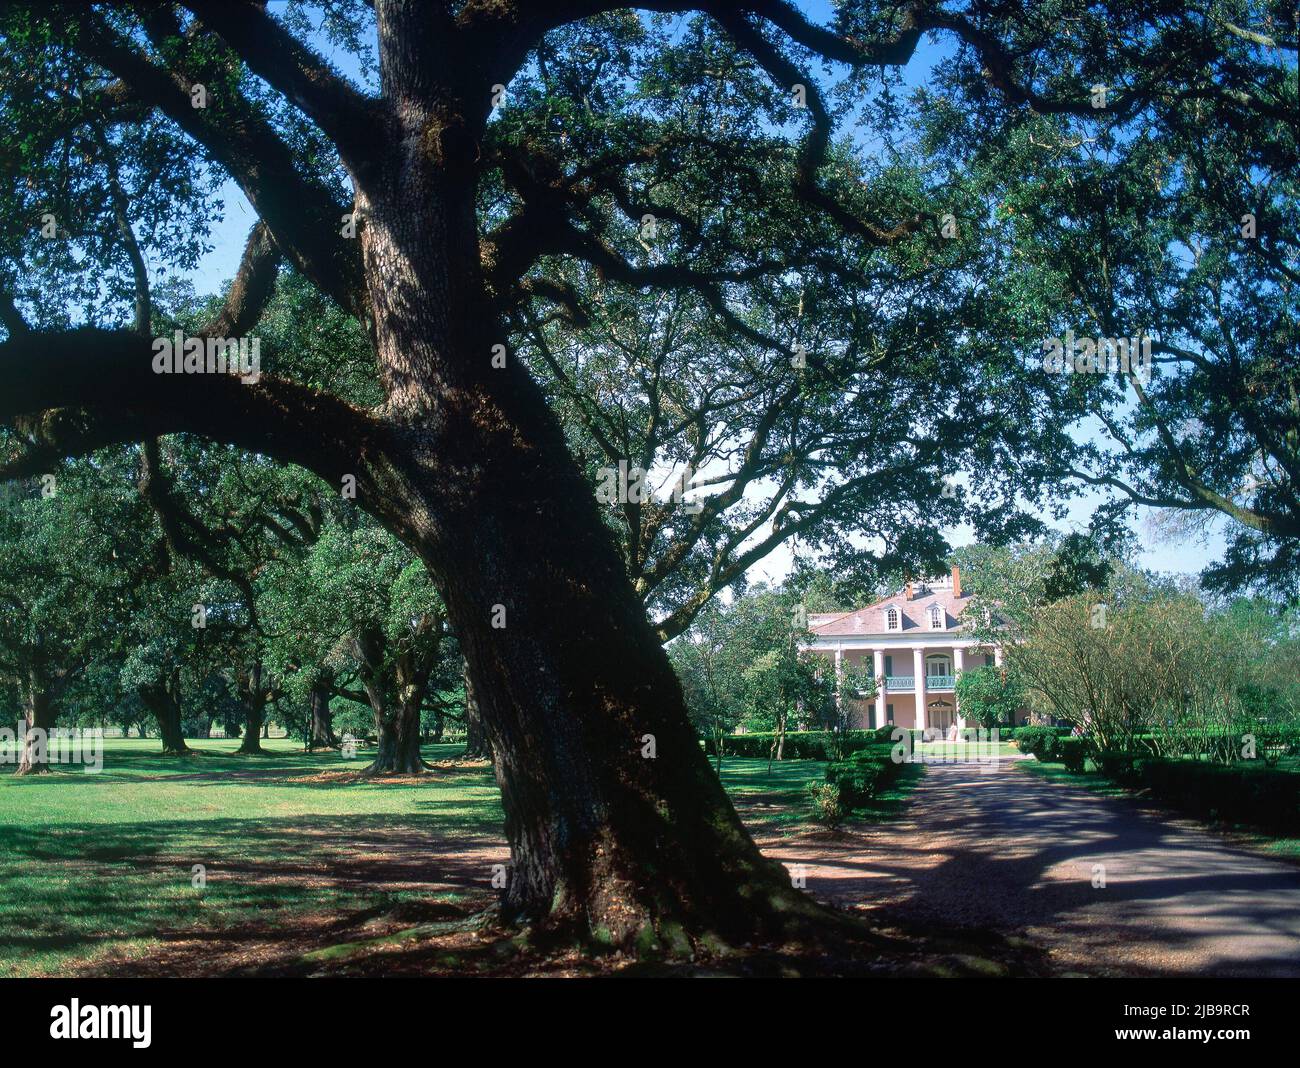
[809,584,973,636]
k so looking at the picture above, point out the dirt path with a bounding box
[754,755,1300,977]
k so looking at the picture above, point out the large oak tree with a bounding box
[0,1,1278,951]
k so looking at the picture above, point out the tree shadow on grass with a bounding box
[0,805,510,977]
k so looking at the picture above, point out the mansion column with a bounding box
[912,646,927,734]
[953,646,966,733]
[873,648,887,729]
[833,645,843,714]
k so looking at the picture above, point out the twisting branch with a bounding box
[715,9,928,245]
[72,9,366,316]
[181,0,382,166]
[138,437,260,626]
[203,222,281,338]
[0,215,374,487]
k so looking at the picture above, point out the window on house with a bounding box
[886,607,899,631]
[926,655,951,677]
[886,704,895,724]
[928,604,943,629]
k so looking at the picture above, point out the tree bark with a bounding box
[15,668,57,775]
[351,626,432,776]
[347,138,828,951]
[139,680,191,755]
[461,657,491,761]
[367,697,425,776]
[236,662,267,754]
[306,679,337,750]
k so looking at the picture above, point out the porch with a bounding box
[831,643,1001,732]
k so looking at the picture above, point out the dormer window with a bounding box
[928,604,944,630]
[886,607,900,631]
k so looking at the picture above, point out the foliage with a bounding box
[824,743,903,813]
[805,781,845,829]
[1101,756,1300,836]
[704,730,879,762]
[954,664,1026,728]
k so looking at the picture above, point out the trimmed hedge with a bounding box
[705,728,900,761]
[1108,756,1300,835]
[1015,726,1071,759]
[824,743,904,811]
[1054,737,1089,772]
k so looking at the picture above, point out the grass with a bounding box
[850,759,925,824]
[0,738,502,977]
[714,757,826,832]
[1016,757,1131,797]
[913,739,1020,760]
[0,739,915,976]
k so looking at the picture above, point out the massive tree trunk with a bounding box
[306,679,337,750]
[0,7,847,955]
[349,111,827,951]
[461,657,490,761]
[239,703,265,753]
[351,626,431,776]
[139,681,191,755]
[368,697,425,776]
[15,668,57,776]
[236,662,268,755]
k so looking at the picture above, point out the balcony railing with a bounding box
[882,674,957,692]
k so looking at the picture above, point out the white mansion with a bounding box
[800,567,1014,733]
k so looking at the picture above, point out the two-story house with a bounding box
[800,566,1018,732]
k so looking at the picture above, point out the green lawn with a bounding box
[0,740,913,977]
[715,753,923,831]
[0,739,501,977]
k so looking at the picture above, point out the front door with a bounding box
[927,700,955,732]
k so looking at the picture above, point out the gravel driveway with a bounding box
[756,754,1300,976]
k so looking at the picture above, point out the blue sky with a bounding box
[182,2,1229,588]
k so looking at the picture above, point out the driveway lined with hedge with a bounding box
[763,753,1300,976]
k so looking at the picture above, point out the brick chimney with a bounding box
[951,565,962,598]
[904,579,913,600]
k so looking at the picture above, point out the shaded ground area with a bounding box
[0,741,506,977]
[757,754,1300,977]
[23,739,1285,976]
[2,741,1049,977]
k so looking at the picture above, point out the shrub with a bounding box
[1096,750,1141,782]
[1055,737,1089,772]
[824,743,903,812]
[806,781,846,828]
[1015,726,1060,760]
[703,730,878,761]
[1119,758,1300,835]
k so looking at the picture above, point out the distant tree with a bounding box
[954,664,1026,730]
[0,460,146,771]
[262,515,452,775]
[1008,589,1237,754]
